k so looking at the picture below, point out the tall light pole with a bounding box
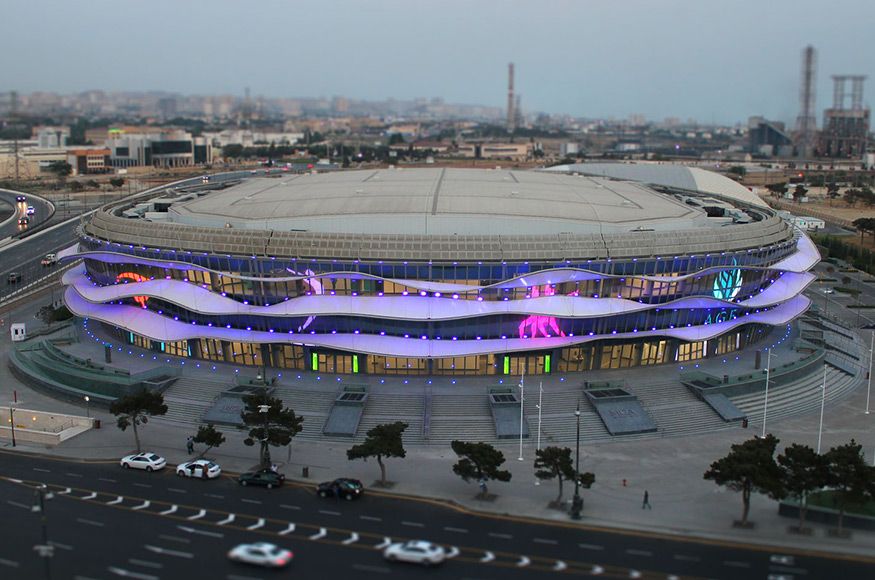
[518,364,525,461]
[817,364,827,454]
[536,381,543,452]
[84,396,90,419]
[31,484,54,580]
[570,403,582,520]
[762,348,771,438]
[258,404,271,468]
[866,332,873,415]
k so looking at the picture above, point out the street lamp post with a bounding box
[84,396,90,419]
[31,485,54,580]
[536,382,543,453]
[570,403,583,520]
[8,404,16,447]
[866,332,873,415]
[258,404,271,468]
[817,364,827,454]
[518,365,525,461]
[762,348,771,438]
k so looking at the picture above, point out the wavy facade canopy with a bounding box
[64,168,817,376]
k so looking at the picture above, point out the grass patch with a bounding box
[808,491,875,517]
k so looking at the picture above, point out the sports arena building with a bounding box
[59,167,819,377]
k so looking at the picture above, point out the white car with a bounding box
[176,459,222,479]
[227,542,293,568]
[120,452,166,472]
[383,540,446,567]
[823,288,835,294]
[26,205,35,215]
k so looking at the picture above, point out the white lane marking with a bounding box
[49,541,73,551]
[309,527,327,540]
[6,500,30,510]
[107,567,157,579]
[591,565,605,575]
[246,518,265,531]
[204,493,224,499]
[240,498,261,505]
[132,500,150,510]
[480,551,495,562]
[489,532,512,539]
[724,561,751,568]
[667,575,680,580]
[401,520,424,527]
[143,545,194,559]
[770,555,795,566]
[319,510,341,516]
[176,526,223,538]
[279,504,300,510]
[98,478,117,483]
[579,543,604,550]
[159,505,177,515]
[65,473,83,478]
[186,509,206,521]
[217,514,235,525]
[360,515,382,522]
[351,564,390,574]
[132,483,152,489]
[33,468,51,473]
[626,549,652,557]
[533,538,558,545]
[0,558,19,568]
[128,559,163,570]
[342,533,359,545]
[516,556,531,567]
[278,523,296,535]
[674,555,700,562]
[57,487,72,495]
[5,478,22,483]
[444,526,468,533]
[553,561,567,571]
[167,488,186,494]
[446,546,460,559]
[375,537,392,549]
[227,575,264,580]
[76,518,105,527]
[82,492,97,500]
[106,496,124,505]
[771,566,810,576]
[630,571,642,579]
[157,535,190,544]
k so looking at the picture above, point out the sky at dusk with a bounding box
[2,0,874,125]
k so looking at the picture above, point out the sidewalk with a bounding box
[2,302,874,559]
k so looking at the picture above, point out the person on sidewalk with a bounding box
[642,490,652,509]
[186,436,194,454]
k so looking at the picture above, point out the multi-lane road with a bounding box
[0,452,871,580]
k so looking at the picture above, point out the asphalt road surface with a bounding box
[0,188,53,241]
[0,452,871,580]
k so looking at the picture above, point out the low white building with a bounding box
[791,216,825,231]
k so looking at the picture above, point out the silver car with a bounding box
[383,540,446,566]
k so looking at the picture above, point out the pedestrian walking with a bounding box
[478,478,488,497]
[642,490,651,509]
[186,436,194,454]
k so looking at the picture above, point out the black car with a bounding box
[18,217,29,225]
[15,195,26,202]
[238,469,285,488]
[7,272,21,284]
[317,478,364,500]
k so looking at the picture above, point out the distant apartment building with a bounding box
[66,148,111,175]
[35,126,70,149]
[105,129,212,168]
[457,143,530,160]
[203,129,303,148]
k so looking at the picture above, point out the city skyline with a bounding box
[2,0,874,125]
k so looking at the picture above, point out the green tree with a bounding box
[823,439,875,534]
[388,133,405,146]
[109,389,168,453]
[451,441,512,493]
[792,184,808,203]
[109,177,125,188]
[844,188,861,207]
[703,434,785,526]
[346,421,408,486]
[727,166,746,178]
[826,182,840,205]
[192,423,226,459]
[777,443,828,531]
[47,161,72,179]
[766,182,788,199]
[241,393,304,468]
[533,446,576,504]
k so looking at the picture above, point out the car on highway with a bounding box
[120,452,166,472]
[18,217,29,225]
[317,477,364,500]
[7,272,21,284]
[383,540,446,567]
[26,205,35,215]
[176,459,222,479]
[41,254,57,267]
[16,195,26,202]
[201,175,210,183]
[823,287,835,294]
[238,468,285,488]
[227,542,293,568]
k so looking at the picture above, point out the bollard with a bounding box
[622,478,627,487]
[302,466,309,478]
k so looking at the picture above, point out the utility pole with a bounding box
[570,402,583,520]
[518,363,525,461]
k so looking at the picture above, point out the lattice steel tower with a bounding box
[795,46,817,158]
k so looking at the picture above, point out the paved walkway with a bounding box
[2,296,874,559]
